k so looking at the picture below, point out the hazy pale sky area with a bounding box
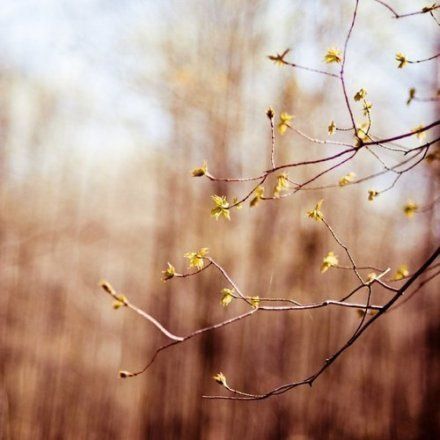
[0,0,437,168]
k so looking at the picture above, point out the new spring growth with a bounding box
[161,262,176,282]
[355,122,369,146]
[412,125,426,142]
[367,272,377,284]
[250,186,264,207]
[99,280,128,309]
[328,120,336,136]
[100,280,114,295]
[339,172,356,187]
[213,372,227,386]
[391,265,409,281]
[356,308,379,318]
[184,248,209,270]
[354,88,367,102]
[220,288,234,307]
[267,48,290,66]
[192,161,207,177]
[368,190,378,201]
[278,112,294,135]
[211,195,231,220]
[324,48,342,64]
[307,199,324,222]
[396,52,408,69]
[266,106,274,120]
[112,295,128,310]
[362,101,372,117]
[403,200,418,218]
[250,296,260,308]
[422,3,439,13]
[273,173,289,198]
[407,88,416,106]
[321,252,339,273]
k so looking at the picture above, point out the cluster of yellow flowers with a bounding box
[278,112,294,135]
[324,48,343,64]
[112,294,128,310]
[321,251,339,273]
[161,262,176,281]
[396,52,408,68]
[403,200,418,218]
[307,199,324,222]
[368,190,379,201]
[220,288,234,307]
[184,248,209,269]
[354,88,367,102]
[328,120,336,135]
[250,186,265,207]
[391,264,409,281]
[213,372,227,386]
[273,173,290,198]
[211,195,231,220]
[412,124,426,142]
[192,161,207,177]
[339,172,356,187]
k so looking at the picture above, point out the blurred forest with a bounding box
[0,0,439,438]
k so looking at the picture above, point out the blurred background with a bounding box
[0,0,439,438]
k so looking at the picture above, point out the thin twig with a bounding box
[100,281,184,342]
[372,0,440,19]
[340,0,359,132]
[284,61,340,79]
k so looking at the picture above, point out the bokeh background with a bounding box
[0,0,439,438]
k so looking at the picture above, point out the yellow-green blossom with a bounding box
[213,372,227,385]
[112,294,128,310]
[192,161,208,177]
[250,296,260,308]
[273,173,289,198]
[250,186,265,207]
[339,172,356,187]
[211,195,231,220]
[184,248,209,270]
[396,52,408,68]
[403,200,418,218]
[362,101,372,116]
[307,199,324,221]
[413,124,426,142]
[278,112,294,135]
[161,262,176,281]
[407,87,416,105]
[220,288,235,307]
[324,48,343,63]
[391,264,409,281]
[321,251,339,273]
[354,88,367,102]
[328,120,336,135]
[368,190,379,201]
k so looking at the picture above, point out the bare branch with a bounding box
[372,0,440,19]
[203,247,440,400]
